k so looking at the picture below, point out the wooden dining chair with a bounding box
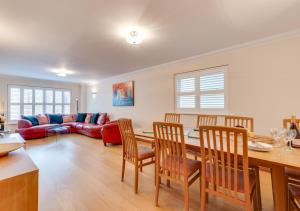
[199,126,260,211]
[164,113,180,123]
[196,114,218,127]
[118,118,156,194]
[225,115,254,132]
[288,183,300,211]
[284,118,300,130]
[283,118,300,210]
[189,114,218,160]
[153,122,201,211]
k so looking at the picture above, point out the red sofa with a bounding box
[16,114,121,143]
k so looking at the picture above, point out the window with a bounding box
[175,66,227,113]
[8,85,72,122]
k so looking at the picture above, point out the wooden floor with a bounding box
[26,134,274,211]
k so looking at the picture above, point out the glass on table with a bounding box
[270,128,286,147]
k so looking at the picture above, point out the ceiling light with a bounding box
[50,67,75,77]
[120,26,147,45]
[126,30,143,44]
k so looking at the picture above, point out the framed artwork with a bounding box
[113,81,134,106]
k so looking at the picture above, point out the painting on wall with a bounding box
[112,81,134,106]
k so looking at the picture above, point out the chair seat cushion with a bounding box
[138,145,155,160]
[206,162,256,193]
[162,156,201,176]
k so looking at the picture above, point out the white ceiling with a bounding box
[0,0,300,83]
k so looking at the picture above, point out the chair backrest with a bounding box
[153,122,188,181]
[118,119,138,163]
[225,115,254,132]
[164,113,180,123]
[196,114,217,127]
[283,118,300,129]
[199,126,250,204]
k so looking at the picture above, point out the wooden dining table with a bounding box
[134,128,299,211]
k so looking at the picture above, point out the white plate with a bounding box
[248,141,272,152]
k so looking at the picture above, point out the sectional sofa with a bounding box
[16,113,122,145]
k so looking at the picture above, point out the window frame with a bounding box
[174,65,228,114]
[7,85,72,123]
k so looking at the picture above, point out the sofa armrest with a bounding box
[101,122,122,146]
[18,119,32,129]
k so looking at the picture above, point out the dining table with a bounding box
[134,128,299,211]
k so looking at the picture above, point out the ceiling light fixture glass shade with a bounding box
[126,30,143,44]
[50,68,75,77]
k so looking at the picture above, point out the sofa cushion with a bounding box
[22,115,39,126]
[48,114,63,124]
[85,114,92,123]
[97,113,107,125]
[76,113,87,122]
[63,115,74,123]
[61,122,78,127]
[90,113,99,124]
[36,115,49,125]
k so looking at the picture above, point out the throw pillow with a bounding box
[22,115,39,126]
[48,114,63,124]
[85,114,92,123]
[90,113,99,124]
[36,115,49,125]
[63,115,74,123]
[97,113,107,125]
[76,113,87,122]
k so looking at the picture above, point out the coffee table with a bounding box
[46,125,71,142]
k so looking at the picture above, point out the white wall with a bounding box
[87,35,300,135]
[0,74,82,128]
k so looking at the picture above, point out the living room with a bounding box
[1,1,300,211]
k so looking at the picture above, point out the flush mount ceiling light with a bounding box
[50,67,75,77]
[120,26,147,45]
[126,30,143,44]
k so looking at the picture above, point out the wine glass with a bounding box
[270,128,281,147]
[286,129,297,151]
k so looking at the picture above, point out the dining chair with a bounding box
[288,183,300,210]
[190,114,218,160]
[118,118,156,194]
[283,118,300,210]
[198,125,260,211]
[164,113,180,123]
[284,118,300,130]
[225,115,254,132]
[153,122,201,211]
[196,114,218,127]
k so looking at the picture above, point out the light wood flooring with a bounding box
[26,134,274,211]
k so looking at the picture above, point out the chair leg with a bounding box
[155,176,160,206]
[134,164,139,194]
[200,176,207,211]
[167,171,171,188]
[253,188,259,211]
[140,160,143,172]
[121,158,125,182]
[254,167,262,209]
[183,178,189,211]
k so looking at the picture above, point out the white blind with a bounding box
[8,85,72,122]
[175,66,227,112]
[200,73,224,91]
